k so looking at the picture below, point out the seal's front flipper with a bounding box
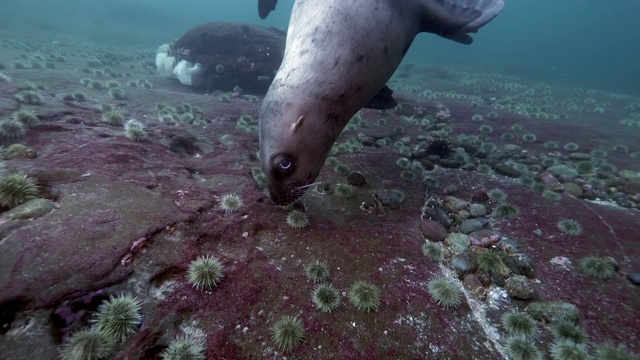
[363,85,398,110]
[258,0,278,19]
[419,0,505,44]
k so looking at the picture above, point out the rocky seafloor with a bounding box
[0,35,639,360]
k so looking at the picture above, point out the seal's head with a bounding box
[260,101,341,205]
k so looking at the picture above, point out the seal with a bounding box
[258,0,505,205]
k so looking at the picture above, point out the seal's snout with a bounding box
[268,182,307,206]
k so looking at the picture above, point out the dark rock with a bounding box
[485,152,509,164]
[461,163,477,171]
[374,189,403,209]
[442,185,457,195]
[504,253,535,278]
[548,165,578,178]
[450,252,476,278]
[602,177,625,188]
[493,163,521,177]
[615,197,633,208]
[432,208,453,228]
[499,237,519,252]
[360,137,376,147]
[621,181,640,196]
[346,172,366,187]
[520,157,540,166]
[526,302,580,323]
[503,145,522,153]
[460,218,487,234]
[443,196,468,212]
[627,272,640,285]
[417,159,435,171]
[505,275,534,300]
[1,198,55,220]
[470,191,489,203]
[418,219,447,242]
[463,274,486,300]
[439,159,463,168]
[569,152,591,161]
[539,171,564,192]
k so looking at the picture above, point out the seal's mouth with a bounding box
[268,175,316,206]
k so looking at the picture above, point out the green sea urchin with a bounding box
[0,118,27,138]
[160,335,206,360]
[579,256,616,279]
[124,119,146,141]
[102,111,124,126]
[286,209,309,228]
[502,312,538,338]
[59,329,115,360]
[272,315,305,353]
[333,183,354,199]
[16,90,40,104]
[488,188,507,203]
[92,294,142,342]
[549,339,590,360]
[594,343,636,360]
[422,241,445,262]
[551,319,588,344]
[557,219,583,236]
[187,255,223,291]
[505,336,543,360]
[304,260,329,283]
[477,251,504,273]
[348,281,381,312]
[427,277,462,308]
[219,193,243,213]
[11,109,40,127]
[494,203,519,219]
[312,284,341,313]
[0,173,39,208]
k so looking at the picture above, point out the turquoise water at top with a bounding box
[1,0,639,95]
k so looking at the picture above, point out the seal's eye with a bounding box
[274,155,294,173]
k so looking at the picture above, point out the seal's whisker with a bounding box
[296,182,322,190]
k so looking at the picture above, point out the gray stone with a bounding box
[460,218,487,234]
[1,198,55,220]
[375,189,403,209]
[526,302,580,323]
[451,252,476,278]
[463,274,486,300]
[439,159,463,168]
[505,253,536,278]
[627,272,640,286]
[493,163,521,177]
[469,203,487,217]
[505,275,534,300]
[503,145,522,153]
[445,233,471,254]
[569,152,591,161]
[548,165,578,178]
[444,196,468,212]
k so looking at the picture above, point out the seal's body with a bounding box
[259,0,505,205]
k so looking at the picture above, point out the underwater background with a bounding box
[2,0,639,95]
[0,0,639,359]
